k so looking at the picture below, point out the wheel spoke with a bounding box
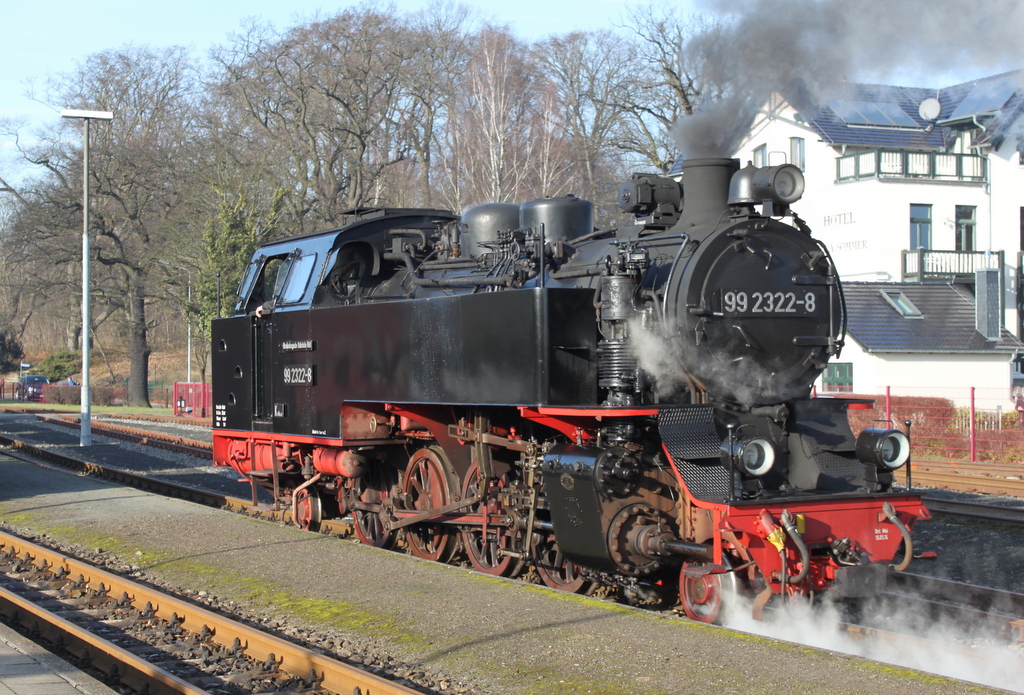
[459,461,523,577]
[352,466,396,549]
[400,447,457,562]
[534,533,588,593]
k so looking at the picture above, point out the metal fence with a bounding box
[820,385,1024,464]
[836,149,987,183]
[0,380,188,408]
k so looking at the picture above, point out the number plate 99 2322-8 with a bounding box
[283,365,314,385]
[721,290,818,316]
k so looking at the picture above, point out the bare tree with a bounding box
[2,45,205,405]
[212,8,418,231]
[611,4,718,171]
[393,3,472,208]
[534,30,638,216]
[439,26,548,209]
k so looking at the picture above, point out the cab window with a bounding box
[278,253,317,304]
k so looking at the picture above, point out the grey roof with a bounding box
[806,83,947,149]
[942,71,1024,151]
[842,282,1024,354]
[666,70,1024,173]
[805,71,1024,151]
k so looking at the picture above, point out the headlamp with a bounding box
[722,437,776,477]
[856,428,910,470]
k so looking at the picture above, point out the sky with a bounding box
[1,0,659,128]
[2,0,1020,180]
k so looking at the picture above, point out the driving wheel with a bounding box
[460,461,523,577]
[352,465,397,549]
[680,561,739,624]
[400,446,458,562]
[533,533,589,593]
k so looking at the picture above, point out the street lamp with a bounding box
[61,108,113,447]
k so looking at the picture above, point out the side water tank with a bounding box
[459,203,520,256]
[520,195,593,243]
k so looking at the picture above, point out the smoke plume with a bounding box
[676,0,1024,158]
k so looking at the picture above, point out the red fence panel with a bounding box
[823,385,1024,465]
[173,382,212,417]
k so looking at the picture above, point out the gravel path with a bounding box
[0,412,1021,694]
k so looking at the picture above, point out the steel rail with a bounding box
[913,458,1024,477]
[5,427,1023,647]
[0,434,355,538]
[38,414,212,457]
[838,622,1022,665]
[910,469,1024,496]
[921,496,1024,526]
[888,572,1024,617]
[105,412,213,427]
[0,584,208,695]
[29,409,1024,498]
[0,530,421,695]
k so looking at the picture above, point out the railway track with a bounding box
[910,458,1024,497]
[0,529,420,695]
[2,427,1023,692]
[912,468,1024,496]
[878,572,1024,644]
[922,497,1024,526]
[0,432,342,534]
[31,412,1024,499]
[39,414,212,458]
[21,416,1024,547]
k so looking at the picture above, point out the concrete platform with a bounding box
[0,621,116,695]
[0,412,1019,695]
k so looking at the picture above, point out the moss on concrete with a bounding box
[0,513,438,652]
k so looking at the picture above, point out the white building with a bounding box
[722,72,1024,398]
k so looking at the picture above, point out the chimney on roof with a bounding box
[975,268,1001,340]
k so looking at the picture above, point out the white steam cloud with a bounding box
[722,594,1024,692]
[629,318,805,407]
[629,319,694,398]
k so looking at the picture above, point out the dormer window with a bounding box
[952,128,976,154]
[881,290,923,318]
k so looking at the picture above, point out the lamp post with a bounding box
[61,108,113,447]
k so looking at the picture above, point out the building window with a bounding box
[880,290,923,318]
[790,137,805,171]
[955,205,976,251]
[1020,207,1024,250]
[953,129,975,154]
[909,204,932,249]
[753,144,767,168]
[821,363,853,393]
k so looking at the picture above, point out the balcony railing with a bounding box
[837,150,987,183]
[901,249,1004,283]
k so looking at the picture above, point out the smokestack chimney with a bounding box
[975,268,1001,340]
[672,158,740,240]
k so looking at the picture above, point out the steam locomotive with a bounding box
[211,157,929,623]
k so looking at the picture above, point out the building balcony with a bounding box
[837,150,987,184]
[901,249,1004,284]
